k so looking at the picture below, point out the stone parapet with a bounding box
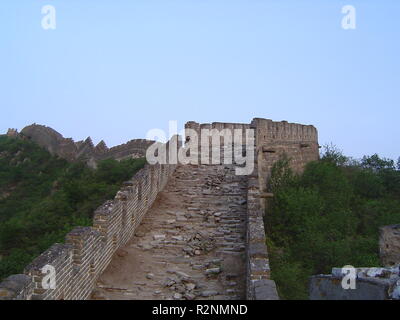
[0,141,177,300]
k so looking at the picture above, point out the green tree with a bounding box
[0,136,146,280]
[265,150,400,300]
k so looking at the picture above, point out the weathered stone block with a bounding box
[309,275,398,300]
[379,224,400,266]
[249,242,269,259]
[0,274,32,300]
[252,279,279,300]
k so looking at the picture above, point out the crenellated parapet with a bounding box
[98,139,155,161]
[6,128,19,137]
[185,118,319,178]
[251,118,318,143]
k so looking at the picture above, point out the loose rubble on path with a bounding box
[91,164,247,300]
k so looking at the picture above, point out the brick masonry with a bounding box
[0,138,178,300]
[379,224,400,267]
[309,266,400,300]
[184,118,319,299]
[1,118,320,300]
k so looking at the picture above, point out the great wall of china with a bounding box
[1,118,398,300]
[0,118,319,300]
[9,124,155,168]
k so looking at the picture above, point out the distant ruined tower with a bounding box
[6,128,19,137]
[185,117,320,194]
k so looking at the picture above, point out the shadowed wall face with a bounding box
[252,118,319,194]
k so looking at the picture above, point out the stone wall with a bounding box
[0,140,178,300]
[245,159,279,300]
[184,118,319,300]
[185,118,319,194]
[309,267,400,300]
[6,128,19,137]
[18,124,154,165]
[246,118,318,298]
[0,118,320,300]
[251,118,319,200]
[379,224,400,266]
[99,139,155,161]
[185,121,251,146]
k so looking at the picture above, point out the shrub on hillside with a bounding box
[0,136,146,280]
[265,146,400,299]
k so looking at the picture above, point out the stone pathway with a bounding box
[91,164,248,300]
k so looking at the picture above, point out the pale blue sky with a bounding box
[0,1,399,160]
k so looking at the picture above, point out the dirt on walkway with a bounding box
[91,164,248,300]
